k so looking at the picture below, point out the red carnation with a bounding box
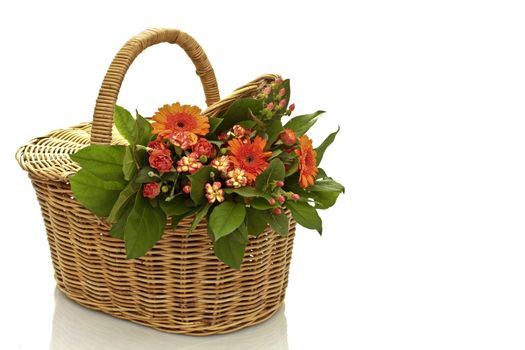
[147,138,167,153]
[149,149,173,173]
[279,128,297,146]
[143,182,160,199]
[192,138,215,158]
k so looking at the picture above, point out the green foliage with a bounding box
[109,200,134,239]
[209,202,246,240]
[160,194,193,216]
[267,212,289,236]
[124,193,167,259]
[70,169,124,217]
[316,127,340,165]
[135,166,159,183]
[284,110,325,137]
[265,119,284,150]
[246,207,269,236]
[214,228,248,270]
[114,106,137,144]
[122,146,137,181]
[286,200,323,235]
[217,98,263,131]
[70,145,126,181]
[255,158,285,191]
[208,117,223,134]
[187,166,213,205]
[190,203,211,232]
[107,180,141,223]
[224,186,271,200]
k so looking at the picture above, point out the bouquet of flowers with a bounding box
[70,78,343,269]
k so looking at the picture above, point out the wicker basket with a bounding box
[16,28,296,335]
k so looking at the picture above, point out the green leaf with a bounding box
[136,111,153,146]
[109,199,134,239]
[237,120,256,129]
[190,203,211,232]
[70,169,124,217]
[267,212,289,236]
[162,171,178,182]
[114,105,137,144]
[310,191,342,210]
[265,119,283,150]
[286,200,322,234]
[160,194,192,216]
[171,213,188,231]
[284,110,325,137]
[124,193,167,259]
[316,127,340,165]
[107,180,141,223]
[309,178,345,193]
[213,229,248,270]
[218,98,264,131]
[187,166,213,205]
[122,146,137,181]
[316,168,328,179]
[224,186,271,200]
[135,166,160,183]
[246,207,269,236]
[209,202,246,240]
[208,117,223,134]
[250,197,273,210]
[256,158,285,191]
[70,145,126,181]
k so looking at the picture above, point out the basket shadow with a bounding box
[50,288,289,350]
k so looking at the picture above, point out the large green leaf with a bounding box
[136,111,153,147]
[208,117,223,134]
[265,119,284,150]
[209,202,246,240]
[187,166,214,205]
[122,146,137,181]
[245,207,269,236]
[160,194,193,216]
[213,229,248,270]
[255,158,285,191]
[218,98,263,131]
[250,197,274,210]
[107,180,141,223]
[315,127,340,165]
[124,193,167,259]
[70,145,126,181]
[70,169,124,217]
[286,200,322,234]
[135,166,159,183]
[109,199,134,239]
[267,212,289,236]
[114,105,137,144]
[190,203,211,232]
[284,110,325,137]
[309,178,345,193]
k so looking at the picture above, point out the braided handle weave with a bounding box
[90,28,220,144]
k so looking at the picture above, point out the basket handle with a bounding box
[90,28,220,144]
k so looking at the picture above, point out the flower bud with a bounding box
[268,198,276,206]
[220,147,228,155]
[263,86,272,96]
[199,155,208,163]
[289,103,295,112]
[291,193,300,200]
[278,88,286,97]
[275,180,284,187]
[273,207,282,215]
[161,185,169,193]
[267,102,274,111]
[274,78,283,86]
[277,195,285,204]
[279,99,287,109]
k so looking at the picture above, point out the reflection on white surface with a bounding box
[50,289,289,350]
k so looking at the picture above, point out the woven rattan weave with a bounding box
[16,28,296,335]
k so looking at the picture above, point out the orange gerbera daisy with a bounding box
[151,103,209,137]
[228,136,272,182]
[295,135,318,188]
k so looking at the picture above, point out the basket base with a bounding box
[56,282,286,336]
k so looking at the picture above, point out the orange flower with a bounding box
[151,103,209,137]
[228,136,272,183]
[295,135,318,188]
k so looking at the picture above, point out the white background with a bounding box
[1,1,525,349]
